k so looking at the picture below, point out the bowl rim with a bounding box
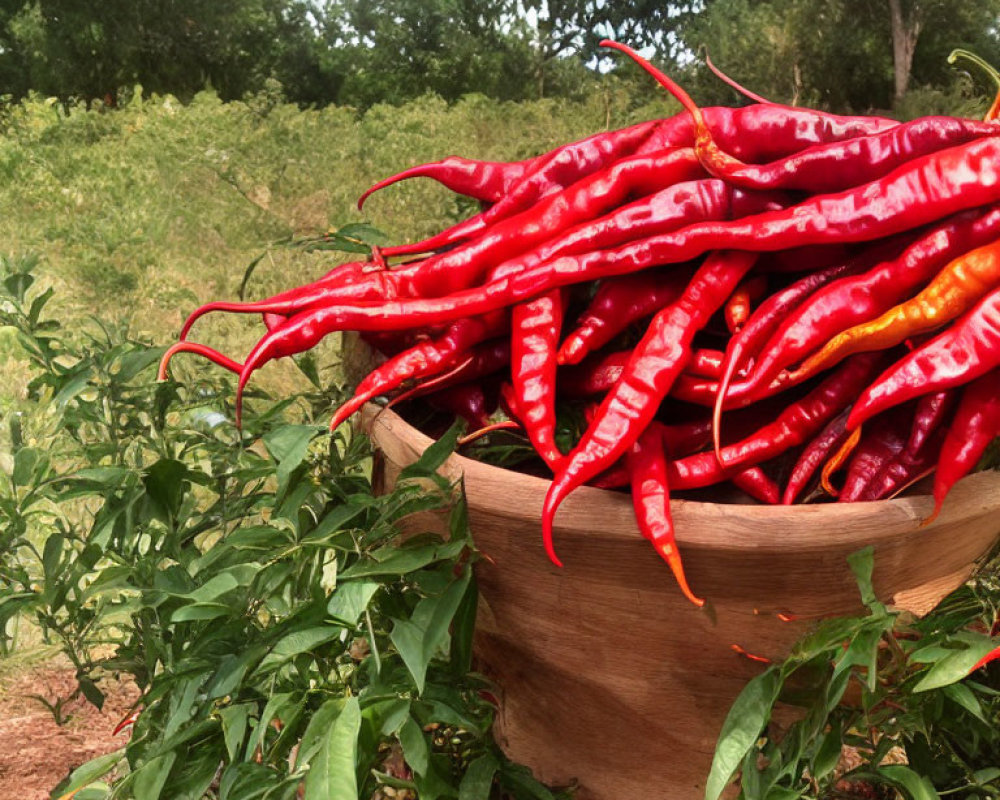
[363,403,1000,553]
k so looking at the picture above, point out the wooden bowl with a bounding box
[362,404,1000,800]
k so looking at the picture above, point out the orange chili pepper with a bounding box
[724,275,768,333]
[791,237,1000,382]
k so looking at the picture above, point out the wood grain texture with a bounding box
[362,404,1000,800]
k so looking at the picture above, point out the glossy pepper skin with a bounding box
[931,370,1000,519]
[328,310,508,431]
[838,411,912,502]
[669,353,884,489]
[541,251,758,566]
[848,284,1000,430]
[358,154,536,210]
[782,409,851,504]
[793,236,1000,381]
[557,269,689,365]
[509,290,566,469]
[735,206,1000,397]
[627,425,704,607]
[863,391,953,501]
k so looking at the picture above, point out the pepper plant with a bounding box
[708,546,1000,800]
[0,256,560,800]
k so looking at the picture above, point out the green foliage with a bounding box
[708,546,1000,800]
[0,261,560,799]
[676,0,1000,114]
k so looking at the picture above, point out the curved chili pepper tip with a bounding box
[540,485,567,568]
[655,541,705,607]
[820,426,863,496]
[158,341,243,381]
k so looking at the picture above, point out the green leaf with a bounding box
[498,762,555,800]
[12,447,44,488]
[143,459,188,521]
[871,765,940,800]
[973,767,1000,785]
[705,669,781,800]
[114,346,166,382]
[327,581,379,625]
[51,749,124,799]
[942,682,987,722]
[459,752,499,800]
[258,627,342,671]
[303,695,361,800]
[263,424,322,499]
[914,635,996,692]
[219,704,252,763]
[847,546,886,616]
[398,419,463,481]
[390,570,471,693]
[340,544,442,579]
[170,602,232,622]
[811,725,843,783]
[130,753,177,800]
[52,365,94,411]
[398,715,429,776]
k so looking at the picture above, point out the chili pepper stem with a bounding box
[457,420,523,446]
[704,50,773,105]
[948,49,1000,121]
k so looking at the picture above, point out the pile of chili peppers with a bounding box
[161,42,1000,606]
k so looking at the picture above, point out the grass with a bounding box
[0,86,679,410]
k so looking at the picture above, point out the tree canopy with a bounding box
[0,0,997,113]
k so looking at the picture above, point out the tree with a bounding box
[1,0,329,104]
[673,0,1000,114]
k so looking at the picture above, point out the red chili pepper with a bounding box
[633,104,897,164]
[477,120,661,227]
[782,409,851,504]
[509,290,565,468]
[158,340,243,380]
[426,382,492,429]
[541,251,757,565]
[669,353,884,489]
[358,154,536,209]
[930,370,1000,520]
[391,338,511,408]
[627,425,704,606]
[839,411,912,503]
[557,268,689,365]
[712,247,891,459]
[733,206,1000,402]
[328,311,508,431]
[848,284,1000,430]
[732,467,780,504]
[603,40,995,195]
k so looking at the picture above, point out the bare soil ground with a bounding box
[0,653,139,800]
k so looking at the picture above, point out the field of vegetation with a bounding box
[0,86,678,408]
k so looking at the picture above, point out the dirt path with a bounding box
[0,655,139,800]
